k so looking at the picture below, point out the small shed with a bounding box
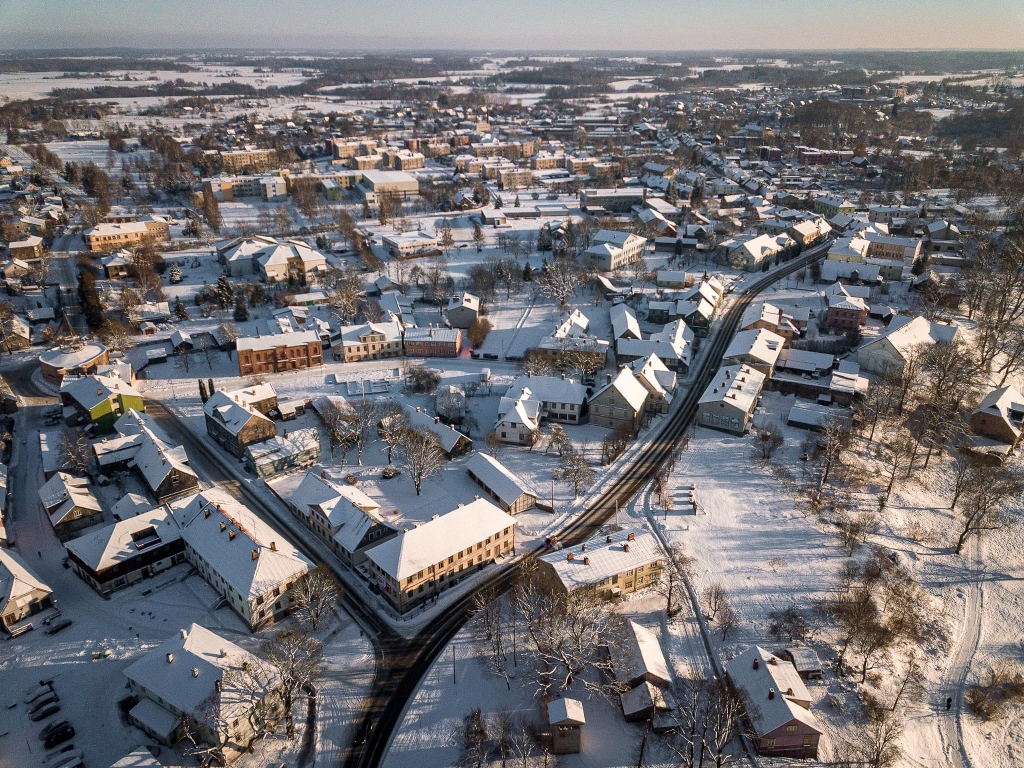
[781,646,823,680]
[621,681,673,722]
[547,697,585,755]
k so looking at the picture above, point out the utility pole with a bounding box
[452,643,456,685]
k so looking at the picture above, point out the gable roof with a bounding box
[0,548,52,613]
[170,489,311,600]
[591,367,649,414]
[466,452,537,507]
[366,499,515,581]
[725,646,821,738]
[204,390,274,435]
[539,527,662,591]
[123,623,275,726]
[65,507,183,573]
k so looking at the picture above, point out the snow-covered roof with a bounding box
[725,646,821,738]
[620,681,668,717]
[0,548,52,613]
[65,508,182,573]
[539,527,662,591]
[171,489,311,600]
[629,354,676,402]
[619,621,672,687]
[406,407,470,454]
[245,428,319,467]
[870,315,959,356]
[236,329,319,352]
[123,623,275,727]
[113,492,155,519]
[548,698,586,726]
[741,301,782,330]
[61,373,141,412]
[610,303,641,340]
[366,499,516,581]
[447,292,480,312]
[129,427,196,495]
[723,328,785,368]
[38,472,102,525]
[204,390,274,435]
[505,375,587,406]
[698,364,765,412]
[591,366,649,414]
[466,453,537,508]
[973,385,1024,439]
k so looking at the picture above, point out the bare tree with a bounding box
[717,599,737,641]
[511,563,624,698]
[754,421,784,461]
[816,417,851,488]
[324,269,364,325]
[702,582,726,621]
[655,542,694,619]
[546,423,571,456]
[348,400,379,465]
[457,708,491,768]
[767,605,810,642]
[954,462,1023,554]
[558,445,594,498]
[397,427,446,495]
[376,399,407,464]
[291,564,342,630]
[535,257,582,307]
[259,630,324,739]
[61,427,95,475]
[889,651,925,712]
[320,399,355,462]
[879,429,916,506]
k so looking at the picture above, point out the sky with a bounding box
[2,0,1023,51]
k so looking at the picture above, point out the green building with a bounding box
[60,373,144,435]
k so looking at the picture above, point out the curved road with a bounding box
[346,240,835,768]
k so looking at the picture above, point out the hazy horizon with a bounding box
[4,0,1023,53]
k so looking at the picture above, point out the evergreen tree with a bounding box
[78,270,104,329]
[169,262,182,283]
[215,275,234,308]
[522,263,534,282]
[174,297,189,320]
[233,295,249,322]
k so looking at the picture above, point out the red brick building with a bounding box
[236,330,323,377]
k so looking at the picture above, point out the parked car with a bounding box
[31,703,61,722]
[44,724,75,750]
[39,720,69,740]
[42,745,77,767]
[25,684,54,704]
[45,619,72,635]
[29,693,59,714]
[50,753,84,768]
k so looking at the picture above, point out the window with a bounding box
[765,739,776,748]
[786,725,798,732]
[626,569,633,576]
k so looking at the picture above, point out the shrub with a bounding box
[467,318,492,347]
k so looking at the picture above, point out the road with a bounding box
[345,238,835,768]
[937,535,982,768]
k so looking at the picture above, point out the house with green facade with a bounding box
[61,373,144,435]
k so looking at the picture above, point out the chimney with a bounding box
[725,370,730,378]
[607,373,612,384]
[192,667,200,678]
[769,657,777,665]
[435,417,440,424]
[583,556,590,565]
[204,508,211,518]
[215,680,222,693]
[623,543,630,553]
[252,549,259,561]
[627,532,635,541]
[220,521,226,532]
[220,648,228,658]
[229,530,236,540]
[561,372,565,380]
[180,628,188,639]
[270,541,277,551]
[321,470,326,479]
[166,653,174,663]
[753,658,760,670]
[606,535,612,543]
[567,552,575,561]
[768,688,775,700]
